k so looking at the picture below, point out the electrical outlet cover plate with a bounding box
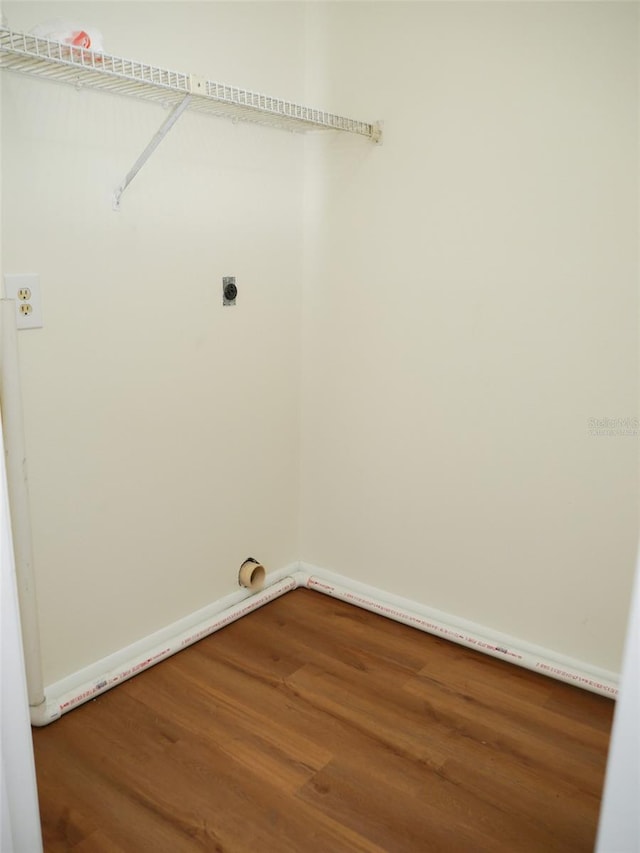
[3,273,43,330]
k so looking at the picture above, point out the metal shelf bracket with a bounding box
[113,94,192,211]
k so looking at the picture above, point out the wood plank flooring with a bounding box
[32,589,614,852]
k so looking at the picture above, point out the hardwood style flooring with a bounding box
[32,589,614,852]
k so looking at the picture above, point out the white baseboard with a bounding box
[34,559,618,726]
[300,562,619,698]
[32,563,301,726]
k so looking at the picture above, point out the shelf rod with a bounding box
[113,94,192,210]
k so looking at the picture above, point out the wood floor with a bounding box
[32,589,614,852]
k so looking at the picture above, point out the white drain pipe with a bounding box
[12,542,615,724]
[30,576,297,726]
[301,571,618,699]
[0,300,45,711]
[30,563,617,725]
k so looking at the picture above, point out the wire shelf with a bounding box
[0,27,381,142]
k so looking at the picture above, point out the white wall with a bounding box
[2,2,304,684]
[2,1,637,688]
[302,2,639,673]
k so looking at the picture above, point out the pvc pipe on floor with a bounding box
[30,576,296,726]
[0,300,45,710]
[31,563,617,725]
[303,573,618,698]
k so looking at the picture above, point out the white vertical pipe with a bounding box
[0,300,45,708]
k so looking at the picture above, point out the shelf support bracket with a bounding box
[113,94,192,211]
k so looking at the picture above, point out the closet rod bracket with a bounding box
[113,94,192,211]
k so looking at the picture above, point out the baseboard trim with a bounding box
[300,562,619,699]
[33,560,618,725]
[31,563,300,726]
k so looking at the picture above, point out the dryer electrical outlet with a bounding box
[222,276,237,306]
[3,274,43,330]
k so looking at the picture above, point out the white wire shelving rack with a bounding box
[0,26,382,207]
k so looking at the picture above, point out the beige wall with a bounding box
[2,2,304,683]
[301,2,639,673]
[2,2,637,685]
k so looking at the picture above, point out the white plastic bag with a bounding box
[30,19,104,52]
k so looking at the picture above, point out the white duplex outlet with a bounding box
[3,273,43,330]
